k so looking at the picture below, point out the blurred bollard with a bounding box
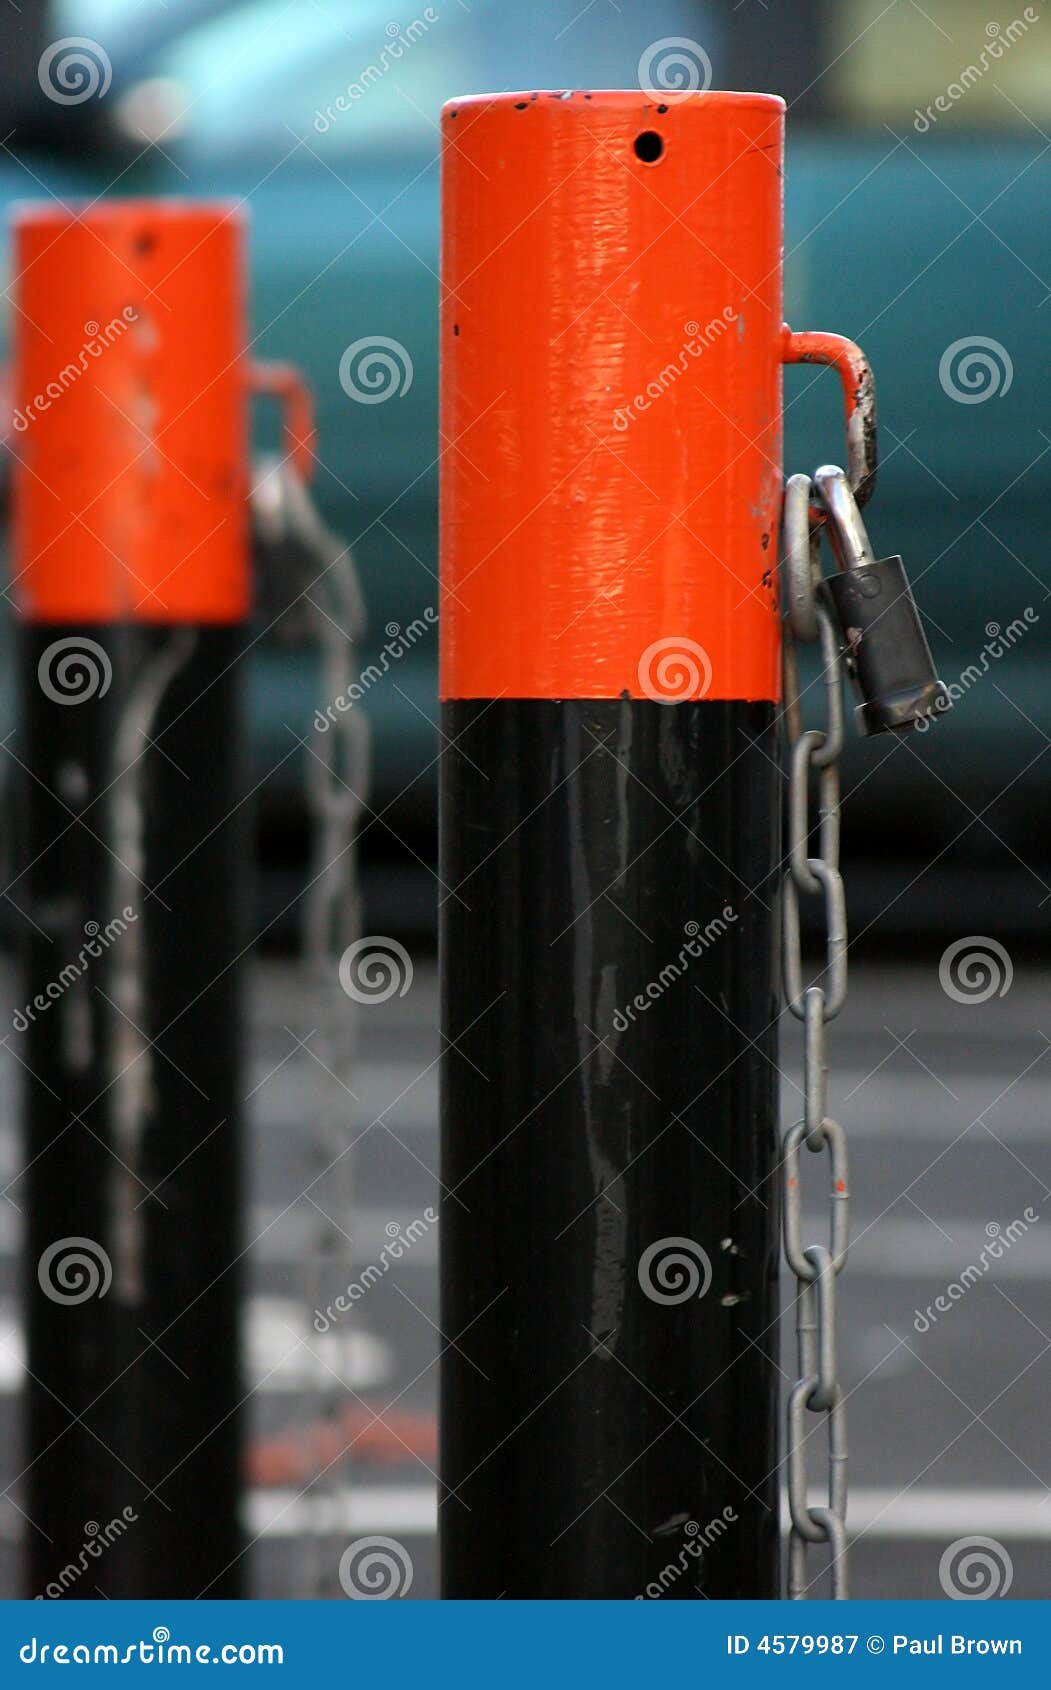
[10,202,251,1598]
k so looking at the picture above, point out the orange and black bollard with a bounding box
[7,203,308,1597]
[439,91,873,1597]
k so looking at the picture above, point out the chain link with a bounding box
[780,469,852,1600]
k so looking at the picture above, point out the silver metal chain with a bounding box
[251,457,368,1594]
[299,487,369,1597]
[780,469,852,1600]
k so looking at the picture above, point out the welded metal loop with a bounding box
[786,1378,847,1538]
[782,472,821,642]
[789,1509,849,1601]
[782,479,858,711]
[804,1246,838,1411]
[802,987,829,1148]
[782,1116,850,1281]
[810,604,846,766]
[783,857,847,1021]
[781,595,846,761]
[787,1378,830,1543]
[787,733,841,897]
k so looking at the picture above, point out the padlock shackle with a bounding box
[813,465,877,574]
[782,326,877,508]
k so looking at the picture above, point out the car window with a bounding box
[55,0,715,160]
[151,1,468,158]
[55,0,151,30]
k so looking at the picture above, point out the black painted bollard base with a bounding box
[440,698,781,1599]
[20,625,246,1599]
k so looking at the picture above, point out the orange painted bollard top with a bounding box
[10,201,249,624]
[441,90,873,706]
[440,90,788,704]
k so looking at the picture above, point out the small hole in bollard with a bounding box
[633,131,664,164]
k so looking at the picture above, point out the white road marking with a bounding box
[245,1485,1051,1542]
[0,1299,392,1395]
[246,1485,437,1538]
[800,1214,1051,1279]
[840,1487,1051,1540]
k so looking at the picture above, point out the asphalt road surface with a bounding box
[0,953,1048,1600]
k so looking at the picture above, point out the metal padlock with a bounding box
[814,465,951,736]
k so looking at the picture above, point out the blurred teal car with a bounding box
[2,0,1048,914]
